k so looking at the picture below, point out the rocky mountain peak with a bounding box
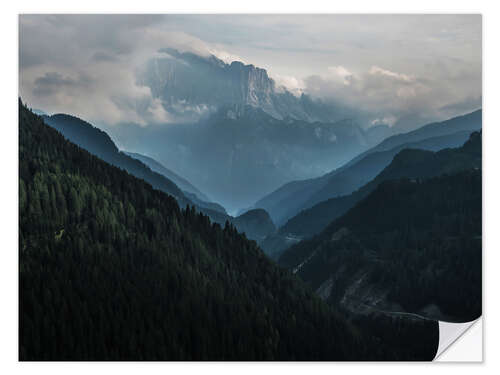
[139,49,348,123]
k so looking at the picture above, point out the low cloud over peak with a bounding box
[19,14,481,131]
[303,58,480,130]
[368,66,415,83]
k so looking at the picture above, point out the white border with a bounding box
[3,0,499,373]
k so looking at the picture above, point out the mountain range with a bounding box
[278,163,481,322]
[41,113,275,242]
[139,48,363,123]
[261,129,481,259]
[123,151,216,208]
[252,110,482,227]
[106,49,397,211]
[19,101,438,360]
[114,103,393,211]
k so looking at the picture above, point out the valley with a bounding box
[19,101,440,360]
[18,14,482,362]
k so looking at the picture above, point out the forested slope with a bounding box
[19,101,437,360]
[253,110,481,226]
[41,112,274,240]
[282,131,481,238]
[279,171,482,322]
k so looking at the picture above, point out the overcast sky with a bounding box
[19,14,482,130]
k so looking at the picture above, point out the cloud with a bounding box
[369,66,414,83]
[91,51,119,63]
[327,66,354,85]
[19,15,481,131]
[19,15,227,127]
[304,61,481,130]
[438,96,482,118]
[32,72,91,97]
[371,116,398,127]
[207,49,245,64]
[273,75,305,96]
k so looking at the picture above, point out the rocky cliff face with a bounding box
[138,48,343,123]
[227,61,275,108]
[130,49,391,211]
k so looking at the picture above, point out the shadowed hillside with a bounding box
[19,101,438,360]
[261,131,481,258]
[279,170,481,322]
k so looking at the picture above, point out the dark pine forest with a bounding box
[18,101,440,360]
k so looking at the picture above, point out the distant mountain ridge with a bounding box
[344,109,482,169]
[232,209,276,242]
[252,110,482,226]
[43,113,186,200]
[118,49,401,210]
[139,48,361,123]
[123,151,226,214]
[42,112,275,242]
[125,151,210,201]
[143,102,390,211]
[261,131,482,258]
